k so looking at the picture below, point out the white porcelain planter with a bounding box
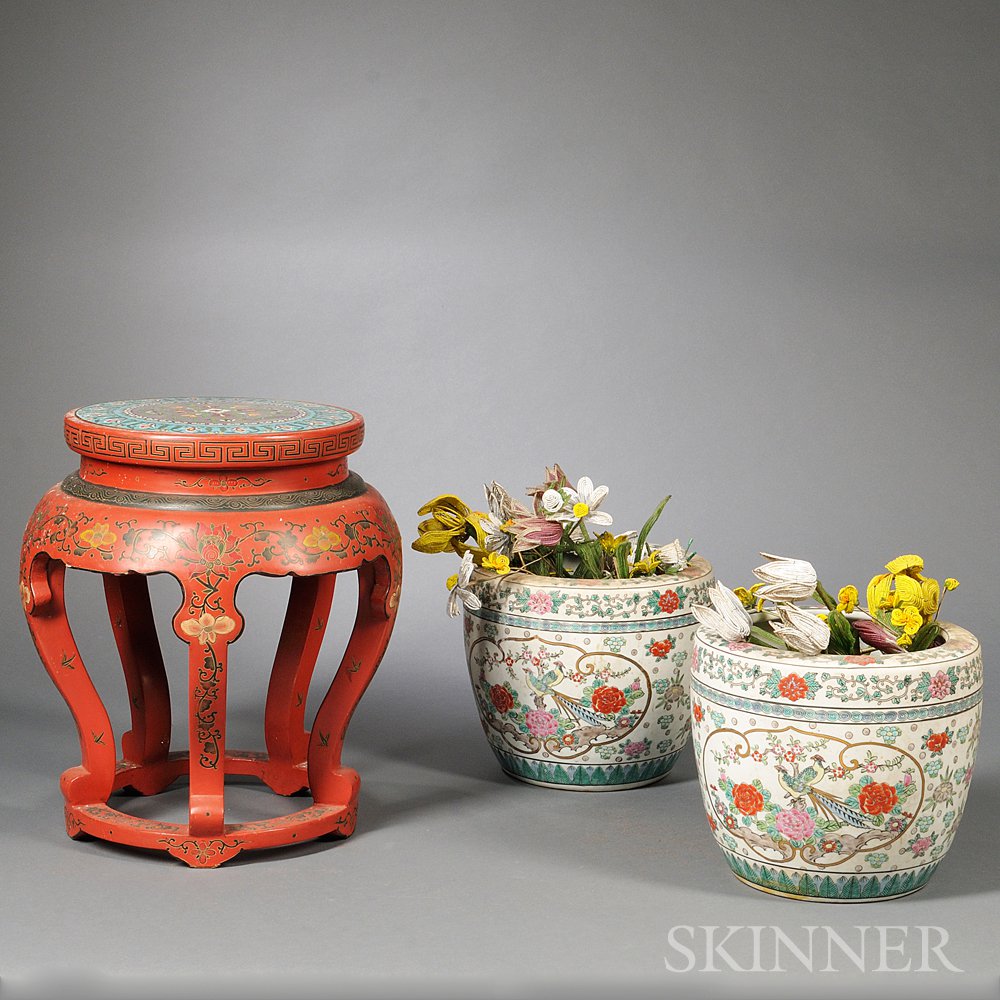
[462,556,713,790]
[691,621,982,900]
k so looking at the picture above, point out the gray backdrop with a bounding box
[1,2,997,998]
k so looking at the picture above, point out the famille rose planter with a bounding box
[691,621,982,901]
[462,556,714,790]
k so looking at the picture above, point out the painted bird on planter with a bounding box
[525,666,612,728]
[775,755,870,829]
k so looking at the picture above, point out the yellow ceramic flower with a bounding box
[836,585,858,613]
[598,531,629,554]
[629,550,661,577]
[944,578,960,591]
[482,552,511,575]
[885,554,925,578]
[412,494,475,554]
[890,605,923,636]
[920,576,940,617]
[446,572,458,591]
[866,566,923,617]
[733,586,754,609]
[897,633,913,647]
[78,522,117,549]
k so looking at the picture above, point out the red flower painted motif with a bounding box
[858,782,899,816]
[490,684,514,714]
[657,591,680,613]
[732,782,764,816]
[778,673,810,701]
[926,732,950,753]
[650,639,673,658]
[692,703,704,723]
[707,812,717,831]
[591,685,627,715]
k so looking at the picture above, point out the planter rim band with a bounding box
[695,620,978,668]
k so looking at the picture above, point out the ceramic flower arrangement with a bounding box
[692,553,960,657]
[413,464,694,614]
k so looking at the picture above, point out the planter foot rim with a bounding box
[730,871,929,903]
[502,769,669,792]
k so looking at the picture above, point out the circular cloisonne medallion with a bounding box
[74,397,355,435]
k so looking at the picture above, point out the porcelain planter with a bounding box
[691,622,982,901]
[462,556,713,790]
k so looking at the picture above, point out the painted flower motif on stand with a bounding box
[303,525,341,553]
[78,522,118,550]
[180,612,237,646]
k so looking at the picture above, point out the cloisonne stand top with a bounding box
[62,398,366,499]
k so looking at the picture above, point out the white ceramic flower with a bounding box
[692,582,752,641]
[551,476,613,528]
[771,603,831,656]
[752,552,818,602]
[446,551,482,618]
[484,481,528,522]
[540,489,565,514]
[480,482,524,555]
[480,511,513,555]
[655,538,689,570]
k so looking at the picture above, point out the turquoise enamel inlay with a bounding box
[75,398,355,435]
[468,607,697,634]
[690,676,983,723]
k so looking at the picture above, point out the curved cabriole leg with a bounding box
[104,574,172,795]
[173,578,243,841]
[307,556,399,834]
[24,556,116,823]
[263,574,336,794]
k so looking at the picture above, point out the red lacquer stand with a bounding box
[20,399,401,868]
